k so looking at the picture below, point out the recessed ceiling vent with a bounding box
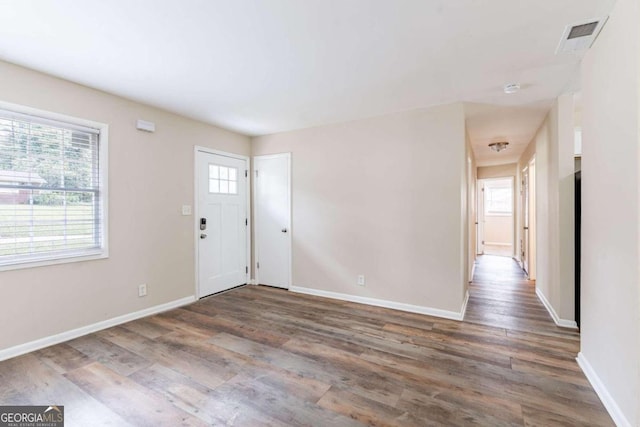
[556,17,607,54]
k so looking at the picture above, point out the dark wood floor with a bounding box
[0,255,613,426]
[466,255,581,338]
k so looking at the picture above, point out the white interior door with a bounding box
[196,150,248,297]
[528,159,536,280]
[254,153,291,289]
[522,167,530,275]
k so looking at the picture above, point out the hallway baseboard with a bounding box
[290,286,468,321]
[577,352,632,427]
[535,288,578,329]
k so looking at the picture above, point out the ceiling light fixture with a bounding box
[503,83,520,94]
[489,142,509,152]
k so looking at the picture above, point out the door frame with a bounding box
[194,146,251,298]
[252,152,292,289]
[528,158,536,280]
[521,165,530,273]
[477,180,484,255]
[520,158,537,279]
[478,177,515,256]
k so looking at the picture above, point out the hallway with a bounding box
[465,255,578,338]
[463,255,608,423]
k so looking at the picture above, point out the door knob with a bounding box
[281,228,288,233]
[200,233,207,239]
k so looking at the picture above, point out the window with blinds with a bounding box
[0,107,107,267]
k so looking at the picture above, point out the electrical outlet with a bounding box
[138,283,147,297]
[357,275,365,286]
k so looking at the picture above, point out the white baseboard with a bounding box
[460,290,470,320]
[576,352,632,427]
[484,242,512,246]
[535,288,578,329]
[289,286,467,321]
[0,295,196,362]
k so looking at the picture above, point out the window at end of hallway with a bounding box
[485,182,512,215]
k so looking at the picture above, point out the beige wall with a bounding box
[517,94,575,324]
[477,163,517,180]
[580,0,640,423]
[0,61,250,352]
[252,103,468,313]
[556,94,575,320]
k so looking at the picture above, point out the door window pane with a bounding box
[208,164,238,194]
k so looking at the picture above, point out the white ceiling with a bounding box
[0,0,615,164]
[465,101,553,167]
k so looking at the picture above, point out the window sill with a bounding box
[0,250,109,272]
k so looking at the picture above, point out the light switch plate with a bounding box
[181,205,192,216]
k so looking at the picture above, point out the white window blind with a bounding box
[0,108,105,266]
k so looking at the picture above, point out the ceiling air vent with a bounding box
[556,17,608,54]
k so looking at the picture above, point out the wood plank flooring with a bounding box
[0,255,613,426]
[482,244,514,258]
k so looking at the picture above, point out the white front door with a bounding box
[254,153,291,289]
[196,150,248,297]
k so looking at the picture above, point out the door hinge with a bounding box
[246,266,248,274]
[245,169,248,178]
[257,262,260,269]
[255,170,259,178]
[245,218,248,226]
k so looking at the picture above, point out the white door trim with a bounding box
[477,180,484,254]
[194,146,251,298]
[528,157,536,280]
[252,152,292,289]
[521,165,529,274]
[478,177,515,256]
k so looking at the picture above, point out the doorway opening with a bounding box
[477,177,514,257]
[521,159,536,279]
